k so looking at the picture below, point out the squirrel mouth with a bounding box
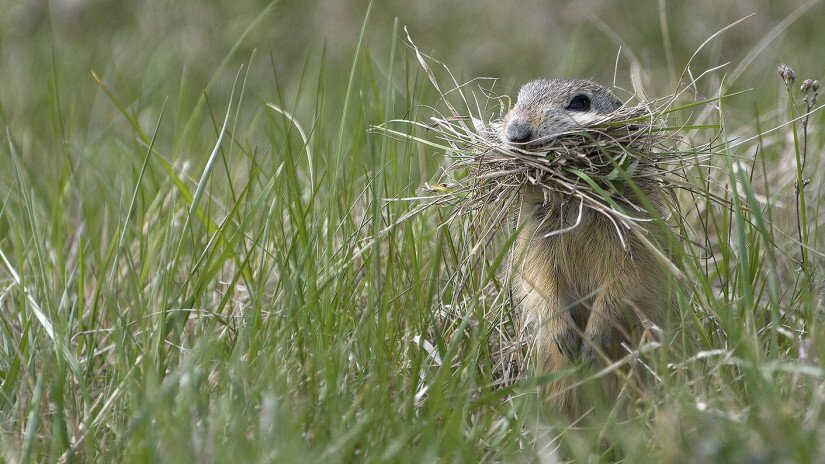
[498,120,569,151]
[501,135,559,152]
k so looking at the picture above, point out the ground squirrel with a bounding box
[501,78,674,418]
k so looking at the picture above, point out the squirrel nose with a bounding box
[505,119,532,143]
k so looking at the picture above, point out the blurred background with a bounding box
[2,0,822,138]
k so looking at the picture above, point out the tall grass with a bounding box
[1,2,824,463]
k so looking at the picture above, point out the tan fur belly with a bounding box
[512,207,671,418]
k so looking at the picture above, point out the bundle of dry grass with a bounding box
[381,93,723,253]
[425,102,690,243]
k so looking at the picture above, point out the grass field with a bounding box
[1,1,825,462]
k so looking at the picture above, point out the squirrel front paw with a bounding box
[553,326,582,360]
[580,325,616,363]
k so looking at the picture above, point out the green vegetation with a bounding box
[1,1,824,462]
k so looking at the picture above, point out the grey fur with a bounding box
[500,78,623,147]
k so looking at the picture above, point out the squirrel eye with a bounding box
[566,94,591,111]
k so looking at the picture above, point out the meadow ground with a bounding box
[1,1,825,462]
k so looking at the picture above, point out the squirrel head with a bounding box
[500,79,623,147]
